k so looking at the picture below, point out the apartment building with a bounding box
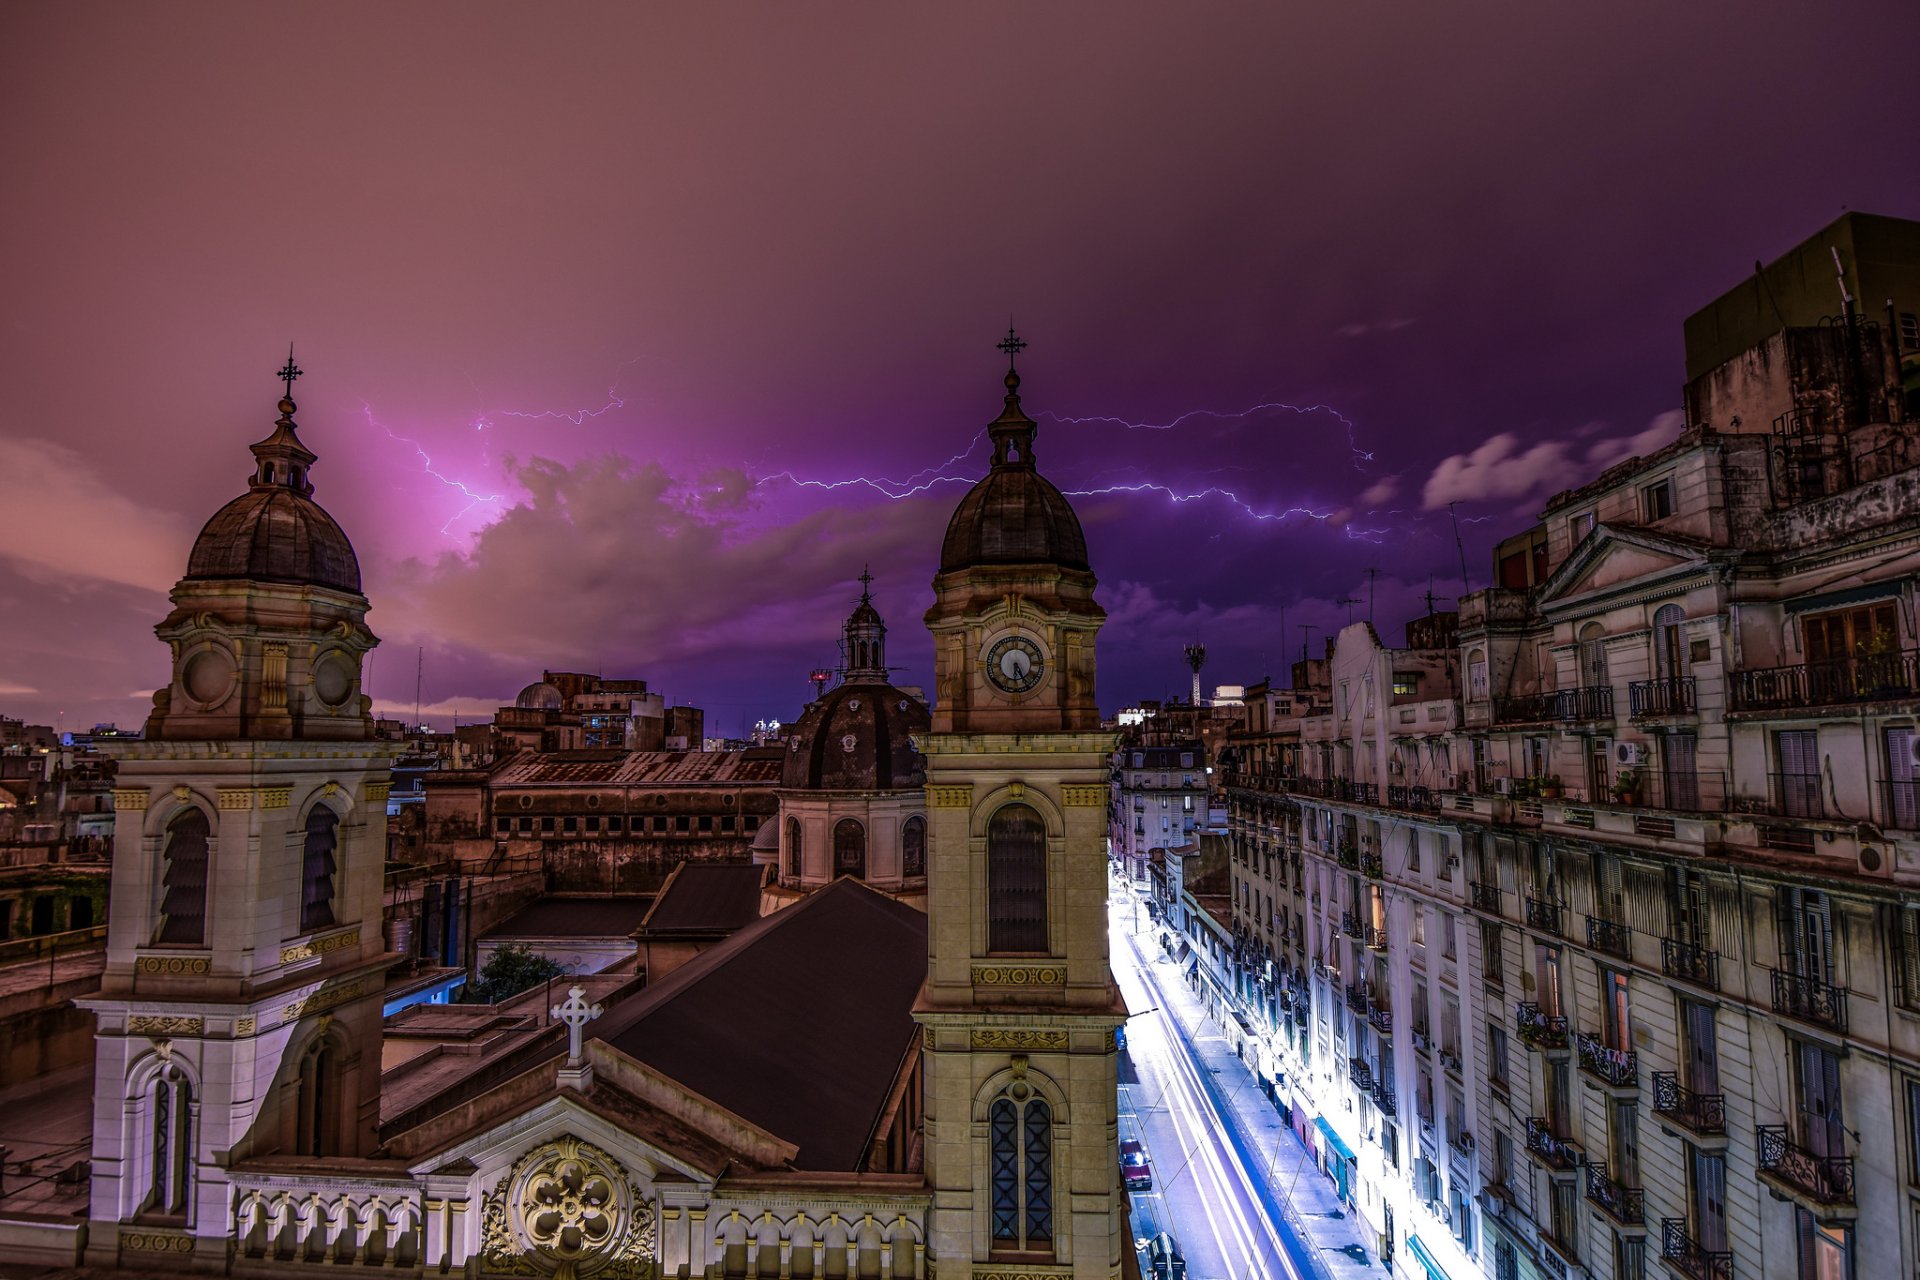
[1225,212,1920,1280]
[1109,737,1213,882]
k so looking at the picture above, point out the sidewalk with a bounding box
[1124,920,1383,1280]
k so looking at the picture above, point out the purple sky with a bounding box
[3,3,1916,736]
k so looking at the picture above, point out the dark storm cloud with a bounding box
[1,2,1915,727]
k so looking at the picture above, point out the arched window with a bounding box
[786,818,803,880]
[157,808,211,945]
[834,818,866,878]
[1578,622,1609,688]
[1654,604,1685,678]
[300,805,339,932]
[987,804,1047,953]
[296,1038,339,1157]
[147,1064,193,1215]
[989,1092,1052,1252]
[901,816,926,879]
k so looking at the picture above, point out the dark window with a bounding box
[902,816,927,878]
[540,816,555,833]
[147,1067,192,1215]
[653,815,668,832]
[0,900,11,938]
[988,804,1047,953]
[675,814,689,832]
[562,815,578,833]
[158,808,211,945]
[990,1094,1053,1251]
[496,816,510,833]
[300,806,339,932]
[721,815,735,832]
[834,818,866,878]
[699,815,713,832]
[71,896,93,930]
[31,894,54,935]
[787,818,803,879]
[608,815,624,832]
[585,815,599,832]
[518,816,533,833]
[296,1039,339,1157]
[1643,478,1675,521]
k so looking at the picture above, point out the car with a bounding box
[1120,1138,1153,1192]
[1146,1231,1186,1279]
[1115,1024,1128,1052]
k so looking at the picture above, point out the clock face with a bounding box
[985,634,1045,694]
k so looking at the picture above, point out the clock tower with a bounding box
[918,334,1126,1277]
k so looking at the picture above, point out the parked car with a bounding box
[1147,1231,1186,1279]
[1120,1138,1153,1192]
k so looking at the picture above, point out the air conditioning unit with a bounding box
[1493,777,1514,796]
[1612,741,1643,768]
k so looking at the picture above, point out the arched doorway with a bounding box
[834,818,866,879]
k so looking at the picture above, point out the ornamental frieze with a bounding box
[1061,784,1106,807]
[136,954,210,976]
[970,964,1065,987]
[280,927,360,965]
[112,788,150,810]
[122,1230,195,1255]
[969,1029,1068,1051]
[282,975,370,1021]
[927,785,972,808]
[128,1015,204,1036]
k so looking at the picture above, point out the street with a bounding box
[1110,875,1376,1280]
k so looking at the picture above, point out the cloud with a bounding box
[1334,318,1416,338]
[1420,411,1683,511]
[1358,477,1400,506]
[0,438,192,591]
[0,681,37,696]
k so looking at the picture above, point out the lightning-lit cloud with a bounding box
[360,403,508,534]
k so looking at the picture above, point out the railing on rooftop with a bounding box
[1730,647,1920,713]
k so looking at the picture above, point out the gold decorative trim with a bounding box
[259,786,291,809]
[971,1029,1068,1051]
[129,1015,203,1036]
[217,787,255,810]
[927,785,972,808]
[235,1016,256,1036]
[971,964,1065,987]
[923,1026,937,1051]
[973,1269,1075,1279]
[136,954,210,976]
[364,781,391,803]
[1105,1027,1119,1053]
[283,975,371,1021]
[1062,784,1107,807]
[122,1230,195,1255]
[113,788,150,810]
[280,927,360,965]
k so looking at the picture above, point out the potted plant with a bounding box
[1610,767,1642,805]
[1541,774,1564,800]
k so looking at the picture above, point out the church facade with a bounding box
[23,344,1128,1278]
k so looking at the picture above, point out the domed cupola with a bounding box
[938,334,1089,574]
[185,353,361,594]
[782,576,930,790]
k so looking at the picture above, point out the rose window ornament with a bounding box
[482,1135,654,1278]
[525,1158,615,1262]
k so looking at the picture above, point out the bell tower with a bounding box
[80,355,398,1266]
[917,332,1126,1277]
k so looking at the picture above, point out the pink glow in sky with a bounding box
[2,3,1916,734]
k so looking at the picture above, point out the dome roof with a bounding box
[186,486,362,593]
[515,681,565,710]
[939,466,1089,573]
[782,681,930,791]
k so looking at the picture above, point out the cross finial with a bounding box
[997,325,1026,369]
[858,565,874,601]
[551,984,603,1066]
[277,342,303,400]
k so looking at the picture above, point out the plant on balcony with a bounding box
[1541,774,1563,800]
[1610,767,1643,805]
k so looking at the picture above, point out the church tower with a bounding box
[917,334,1125,1276]
[81,357,398,1265]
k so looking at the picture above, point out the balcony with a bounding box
[1770,969,1848,1033]
[1883,778,1920,830]
[1348,1055,1375,1092]
[1516,1001,1569,1051]
[1368,1003,1393,1035]
[1524,1116,1582,1171]
[1586,1164,1644,1225]
[1765,771,1824,820]
[1438,1047,1463,1076]
[1652,1073,1725,1136]
[1345,981,1370,1016]
[1586,915,1632,959]
[1576,1032,1638,1089]
[1661,938,1720,991]
[1494,685,1614,724]
[1730,646,1920,714]
[1629,675,1696,719]
[1365,923,1389,952]
[1360,852,1384,879]
[1341,909,1363,939]
[1387,784,1441,815]
[1660,1220,1732,1280]
[1525,895,1565,936]
[1372,1080,1397,1117]
[1336,842,1360,871]
[1469,880,1502,914]
[1756,1126,1855,1208]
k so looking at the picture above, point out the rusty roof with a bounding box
[493,750,783,788]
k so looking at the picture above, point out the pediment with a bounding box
[1538,525,1708,610]
[409,1088,723,1189]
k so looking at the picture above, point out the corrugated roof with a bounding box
[484,897,655,939]
[640,864,768,934]
[493,750,783,788]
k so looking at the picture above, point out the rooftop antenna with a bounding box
[1183,643,1208,708]
[1446,501,1471,595]
[1831,245,1856,325]
[1335,596,1359,624]
[414,647,424,735]
[1297,623,1317,663]
[1364,568,1379,622]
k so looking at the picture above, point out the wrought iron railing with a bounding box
[1586,915,1632,959]
[1524,1116,1581,1170]
[1348,1055,1375,1092]
[1585,1164,1644,1224]
[1516,1001,1568,1050]
[1368,1003,1392,1035]
[1360,853,1384,879]
[1469,880,1503,913]
[1387,784,1441,814]
[1575,1032,1637,1088]
[1662,937,1720,990]
[1770,968,1848,1032]
[1652,1072,1725,1135]
[1372,1079,1396,1117]
[1756,1125,1854,1204]
[1765,771,1824,819]
[1660,1219,1732,1280]
[1494,685,1614,724]
[1525,895,1565,935]
[1341,909,1363,939]
[1629,675,1695,718]
[1345,980,1370,1016]
[1365,923,1389,951]
[1730,646,1920,712]
[1337,842,1360,871]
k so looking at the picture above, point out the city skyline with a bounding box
[5,3,1919,732]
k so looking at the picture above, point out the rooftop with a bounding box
[491,749,783,788]
[638,863,769,935]
[483,896,657,940]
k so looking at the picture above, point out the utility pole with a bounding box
[1364,568,1378,622]
[1447,501,1471,597]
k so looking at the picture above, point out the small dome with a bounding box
[939,467,1089,573]
[782,682,930,791]
[186,487,362,593]
[515,681,565,710]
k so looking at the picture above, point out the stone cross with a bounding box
[552,985,603,1066]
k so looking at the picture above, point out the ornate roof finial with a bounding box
[998,323,1026,369]
[275,343,303,424]
[988,325,1037,469]
[858,565,874,603]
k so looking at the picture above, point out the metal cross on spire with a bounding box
[997,325,1026,369]
[277,342,303,400]
[858,565,874,601]
[551,985,603,1066]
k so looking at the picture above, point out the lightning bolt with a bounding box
[1037,400,1376,468]
[360,403,507,535]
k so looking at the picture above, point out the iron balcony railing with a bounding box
[1361,852,1384,878]
[1586,915,1632,959]
[1345,981,1370,1016]
[1882,778,1920,830]
[1652,1072,1725,1135]
[1757,1125,1854,1205]
[1661,1220,1733,1280]
[1524,1116,1581,1171]
[1469,880,1503,913]
[1575,1032,1637,1088]
[1662,937,1721,990]
[1337,842,1360,871]
[1368,1003,1393,1035]
[1387,784,1441,814]
[1493,685,1614,724]
[1525,895,1565,936]
[1341,909,1364,939]
[1348,1055,1375,1092]
[1372,1079,1396,1117]
[1516,1001,1568,1051]
[1730,646,1920,713]
[1365,923,1389,952]
[1766,771,1824,819]
[1585,1164,1644,1225]
[1629,675,1696,719]
[1771,968,1849,1033]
